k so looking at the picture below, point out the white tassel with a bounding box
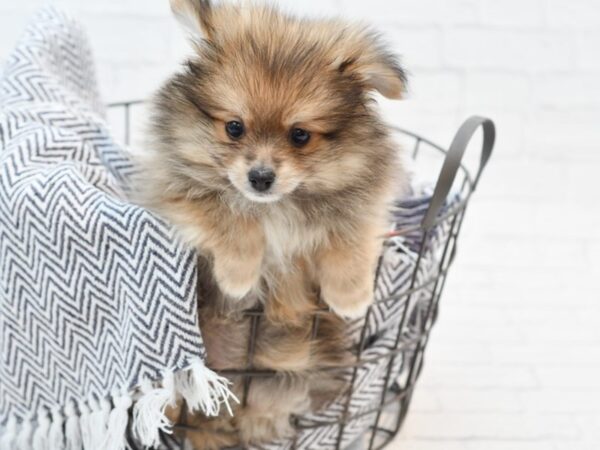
[88,397,109,450]
[78,401,93,450]
[64,401,82,450]
[15,414,33,450]
[133,373,177,448]
[32,407,50,450]
[175,359,238,417]
[0,416,17,450]
[48,407,65,450]
[102,390,132,450]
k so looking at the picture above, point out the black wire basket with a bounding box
[107,101,495,450]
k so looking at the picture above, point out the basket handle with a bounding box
[421,116,495,231]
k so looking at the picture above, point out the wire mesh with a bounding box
[108,101,493,450]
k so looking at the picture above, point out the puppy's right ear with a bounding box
[170,0,215,41]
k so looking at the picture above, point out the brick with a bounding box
[527,108,600,161]
[431,321,522,344]
[482,0,546,27]
[588,241,600,275]
[452,197,536,237]
[0,12,30,59]
[492,344,600,366]
[436,389,523,413]
[380,26,444,70]
[277,0,340,16]
[418,364,538,389]
[459,236,587,269]
[443,28,575,71]
[105,63,174,103]
[388,440,467,450]
[441,266,598,309]
[535,74,600,108]
[400,411,579,440]
[55,0,170,17]
[566,163,600,200]
[389,440,467,450]
[339,0,481,25]
[547,0,600,27]
[80,15,171,64]
[438,0,482,25]
[409,387,442,413]
[504,306,589,326]
[520,389,600,413]
[554,443,600,450]
[427,341,493,364]
[338,0,439,24]
[535,367,600,388]
[382,107,462,150]
[577,31,600,70]
[521,319,600,342]
[475,159,568,201]
[403,71,464,111]
[465,443,564,450]
[571,415,600,440]
[465,72,532,110]
[533,201,600,240]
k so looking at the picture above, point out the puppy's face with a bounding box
[157,0,406,204]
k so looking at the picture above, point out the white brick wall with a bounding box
[1,1,599,449]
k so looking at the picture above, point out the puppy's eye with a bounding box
[225,121,245,139]
[290,128,311,147]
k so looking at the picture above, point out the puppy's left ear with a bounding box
[170,0,215,41]
[335,31,407,100]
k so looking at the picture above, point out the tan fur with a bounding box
[165,258,350,448]
[135,1,407,447]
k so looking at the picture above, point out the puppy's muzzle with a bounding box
[248,167,276,192]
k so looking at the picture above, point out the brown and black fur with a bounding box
[136,1,407,448]
[165,257,350,449]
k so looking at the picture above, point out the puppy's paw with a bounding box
[213,258,261,299]
[216,275,255,299]
[322,284,373,319]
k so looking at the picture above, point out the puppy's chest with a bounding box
[260,211,326,271]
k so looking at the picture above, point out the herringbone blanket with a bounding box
[0,8,456,450]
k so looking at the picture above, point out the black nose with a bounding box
[248,167,276,192]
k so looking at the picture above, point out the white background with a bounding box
[1,1,599,449]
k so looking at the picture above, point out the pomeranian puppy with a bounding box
[137,0,407,447]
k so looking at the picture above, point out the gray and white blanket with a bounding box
[0,8,454,450]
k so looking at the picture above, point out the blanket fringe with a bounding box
[1,359,237,449]
[15,414,32,450]
[49,407,65,450]
[102,390,132,450]
[0,416,17,450]
[133,372,176,448]
[89,397,110,450]
[64,401,82,450]
[78,401,92,450]
[32,407,50,450]
[175,358,239,417]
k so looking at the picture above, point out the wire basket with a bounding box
[107,101,495,450]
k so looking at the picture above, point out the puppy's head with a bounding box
[155,0,406,204]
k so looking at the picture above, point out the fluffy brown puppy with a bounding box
[137,0,407,447]
[140,0,406,319]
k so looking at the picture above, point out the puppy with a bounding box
[137,0,407,447]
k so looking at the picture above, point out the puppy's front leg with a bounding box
[317,228,381,319]
[210,219,265,299]
[164,199,265,299]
